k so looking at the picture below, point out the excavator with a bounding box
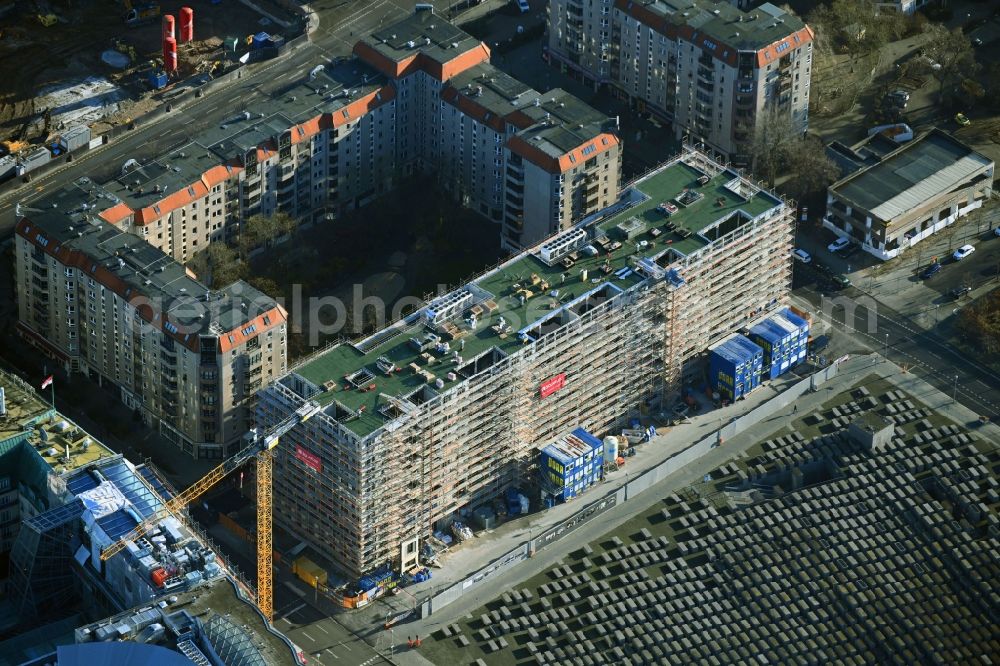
[121,0,160,27]
[100,401,323,621]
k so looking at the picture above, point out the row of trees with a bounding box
[806,0,926,55]
[956,289,1000,357]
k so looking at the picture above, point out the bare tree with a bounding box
[187,243,244,288]
[240,211,298,258]
[780,136,842,201]
[922,25,978,103]
[747,107,796,188]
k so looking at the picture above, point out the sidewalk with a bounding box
[380,355,909,663]
[382,354,999,664]
[378,371,799,599]
[799,201,1000,323]
[331,360,854,652]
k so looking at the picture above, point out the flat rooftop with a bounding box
[22,177,275,340]
[512,89,614,158]
[831,129,994,221]
[74,578,298,665]
[104,145,224,212]
[444,63,539,121]
[30,414,117,475]
[1,368,49,445]
[365,9,481,66]
[198,59,387,155]
[616,0,810,51]
[291,155,782,438]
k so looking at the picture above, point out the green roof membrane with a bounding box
[293,158,781,438]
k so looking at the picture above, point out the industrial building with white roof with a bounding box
[824,129,994,261]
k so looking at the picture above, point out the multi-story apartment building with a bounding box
[11,10,617,458]
[14,178,287,459]
[257,147,794,578]
[548,0,813,162]
[356,9,621,249]
[67,11,617,263]
[100,148,241,264]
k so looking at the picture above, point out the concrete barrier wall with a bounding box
[424,543,529,617]
[422,361,845,616]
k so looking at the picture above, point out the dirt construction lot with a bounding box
[0,0,294,143]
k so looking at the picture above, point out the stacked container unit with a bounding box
[15,145,51,176]
[540,427,604,503]
[57,126,91,153]
[748,309,810,379]
[709,335,764,401]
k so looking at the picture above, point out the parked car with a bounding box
[515,0,529,12]
[827,237,851,253]
[955,113,971,127]
[993,226,1000,238]
[921,262,942,279]
[949,284,972,299]
[953,244,975,261]
[792,248,812,263]
[837,243,861,259]
[829,273,851,289]
[890,89,910,103]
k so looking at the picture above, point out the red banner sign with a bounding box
[539,373,567,398]
[295,445,323,473]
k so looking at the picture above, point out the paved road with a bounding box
[793,281,1000,420]
[276,598,393,666]
[0,0,450,237]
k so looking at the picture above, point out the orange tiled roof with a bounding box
[755,26,814,67]
[509,132,620,174]
[98,202,133,225]
[353,40,490,82]
[217,304,288,353]
[330,86,396,127]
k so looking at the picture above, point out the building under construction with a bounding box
[256,147,795,578]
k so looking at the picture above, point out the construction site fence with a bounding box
[420,358,845,618]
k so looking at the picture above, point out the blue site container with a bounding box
[148,71,168,90]
[540,428,604,502]
[709,335,763,400]
[251,31,270,50]
[749,309,810,379]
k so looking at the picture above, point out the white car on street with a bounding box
[827,237,850,253]
[792,248,812,263]
[953,244,975,261]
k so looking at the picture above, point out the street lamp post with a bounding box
[953,375,959,403]
[883,333,889,362]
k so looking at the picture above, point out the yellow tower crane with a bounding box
[100,401,322,621]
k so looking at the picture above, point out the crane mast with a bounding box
[99,401,322,621]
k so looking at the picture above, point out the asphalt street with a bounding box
[793,277,1000,421]
[0,0,450,236]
